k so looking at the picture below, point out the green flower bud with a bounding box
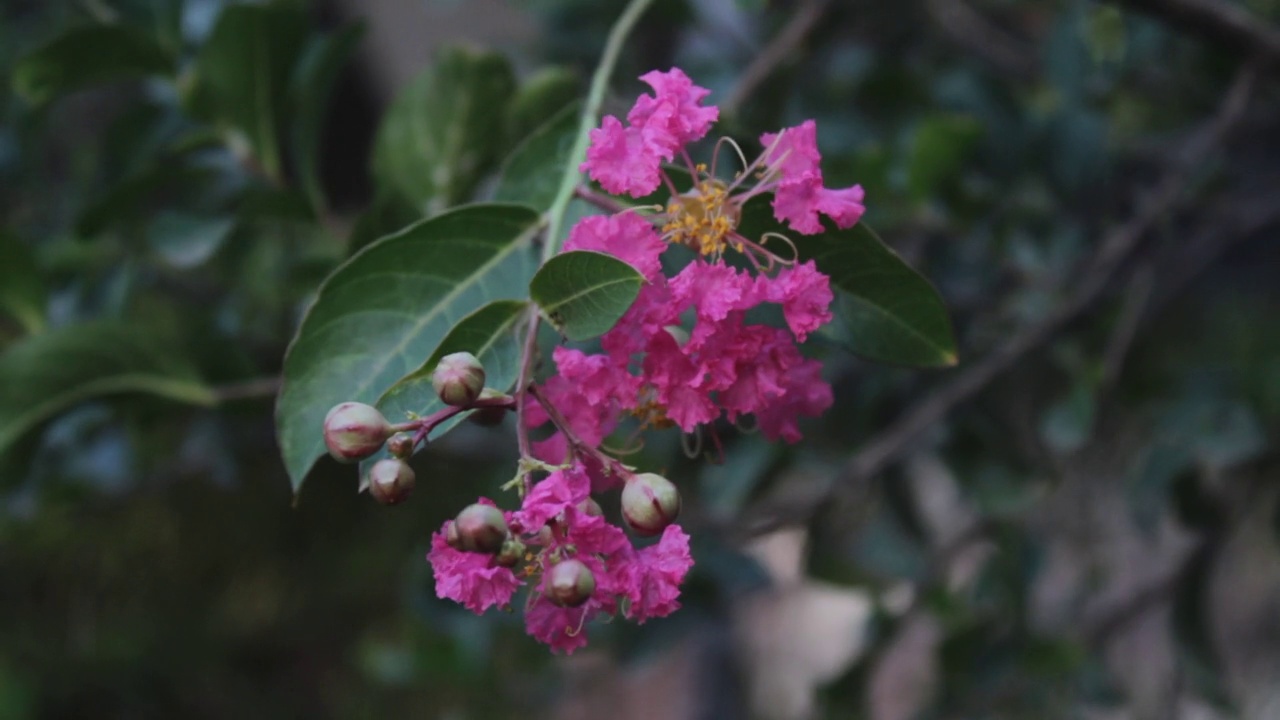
[323,402,392,462]
[578,497,604,518]
[546,558,595,607]
[386,432,415,459]
[367,458,415,505]
[432,352,486,407]
[495,538,526,568]
[621,472,681,536]
[453,503,508,554]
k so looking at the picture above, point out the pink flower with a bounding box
[564,213,668,281]
[623,524,694,622]
[515,464,590,532]
[428,519,522,614]
[582,68,719,198]
[762,260,834,342]
[524,595,597,654]
[749,354,832,442]
[761,121,866,234]
[627,68,719,152]
[583,116,664,197]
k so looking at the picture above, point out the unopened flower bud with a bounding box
[495,538,526,568]
[663,325,690,346]
[621,472,681,536]
[387,433,415,459]
[323,402,392,462]
[468,388,510,427]
[453,503,508,553]
[546,558,595,607]
[367,458,415,505]
[578,497,603,518]
[432,352,486,407]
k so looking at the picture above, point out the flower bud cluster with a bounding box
[428,463,692,653]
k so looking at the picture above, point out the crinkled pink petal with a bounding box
[582,116,664,197]
[640,332,717,430]
[428,527,522,614]
[524,596,595,654]
[670,260,761,328]
[517,465,590,531]
[531,432,570,467]
[537,371,621,448]
[552,347,637,407]
[628,68,719,151]
[624,524,693,623]
[564,508,632,559]
[760,120,822,177]
[771,173,827,235]
[763,261,834,342]
[753,358,832,442]
[815,184,866,229]
[564,213,668,281]
[601,281,678,359]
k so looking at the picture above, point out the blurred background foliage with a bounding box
[1,0,1278,718]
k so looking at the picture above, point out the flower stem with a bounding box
[541,0,656,263]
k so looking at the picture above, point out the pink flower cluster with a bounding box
[429,464,692,653]
[428,68,861,653]
[531,67,861,461]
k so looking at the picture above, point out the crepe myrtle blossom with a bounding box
[525,67,851,470]
[427,464,693,653]
[335,67,861,652]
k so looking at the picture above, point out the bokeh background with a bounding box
[2,0,1279,718]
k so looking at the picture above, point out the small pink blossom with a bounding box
[623,524,694,622]
[428,520,522,613]
[582,68,719,197]
[515,464,590,532]
[627,68,719,151]
[524,595,597,654]
[762,260,834,342]
[583,116,664,197]
[761,121,866,234]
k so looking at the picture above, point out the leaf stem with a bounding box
[540,0,655,263]
[510,0,655,492]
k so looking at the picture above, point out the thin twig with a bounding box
[1098,262,1154,394]
[722,0,831,116]
[1105,0,1280,64]
[209,376,281,402]
[925,0,1039,81]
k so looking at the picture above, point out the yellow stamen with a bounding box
[661,179,741,256]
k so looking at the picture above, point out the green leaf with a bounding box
[506,67,581,143]
[0,321,215,458]
[529,250,644,341]
[187,4,309,182]
[0,232,47,334]
[814,223,957,367]
[12,24,175,104]
[276,203,542,491]
[148,212,235,269]
[371,47,516,213]
[289,23,365,213]
[494,103,580,212]
[738,198,956,366]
